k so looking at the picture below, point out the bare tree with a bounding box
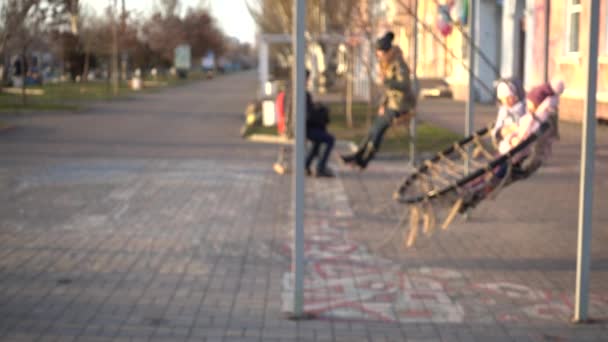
[141,13,187,66]
[0,0,41,86]
[183,8,225,60]
[247,0,359,82]
[140,3,226,69]
[157,0,180,18]
[78,3,103,82]
[11,1,48,103]
[348,0,385,127]
[246,0,292,69]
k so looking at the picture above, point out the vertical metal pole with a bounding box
[121,0,127,82]
[409,0,418,168]
[292,0,306,318]
[259,41,269,97]
[543,0,550,83]
[574,0,600,324]
[346,47,353,128]
[111,0,119,95]
[465,0,476,175]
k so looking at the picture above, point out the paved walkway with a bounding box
[0,72,607,341]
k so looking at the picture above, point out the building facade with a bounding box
[502,0,608,121]
[382,0,607,120]
[384,0,501,103]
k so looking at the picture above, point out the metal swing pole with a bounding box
[542,1,550,84]
[465,0,476,176]
[573,0,600,324]
[291,0,306,318]
[409,0,419,168]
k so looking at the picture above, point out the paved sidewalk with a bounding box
[0,72,607,341]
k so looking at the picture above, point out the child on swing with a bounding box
[498,79,564,157]
[340,31,417,169]
[492,79,526,154]
[465,79,564,201]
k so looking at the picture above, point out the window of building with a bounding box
[566,0,582,54]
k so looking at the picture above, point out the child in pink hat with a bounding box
[502,78,564,163]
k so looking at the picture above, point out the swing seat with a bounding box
[393,110,415,127]
[391,117,555,248]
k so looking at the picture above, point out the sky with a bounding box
[89,0,256,44]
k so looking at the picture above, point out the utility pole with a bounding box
[543,1,550,83]
[111,0,119,95]
[465,0,476,175]
[409,0,418,168]
[121,0,127,82]
[462,0,476,221]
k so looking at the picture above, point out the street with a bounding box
[0,71,607,341]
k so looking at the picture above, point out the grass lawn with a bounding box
[247,101,462,155]
[0,71,209,113]
[0,121,12,130]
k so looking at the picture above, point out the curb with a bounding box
[247,134,292,145]
[247,133,355,150]
[246,133,427,170]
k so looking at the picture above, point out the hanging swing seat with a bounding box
[391,115,556,247]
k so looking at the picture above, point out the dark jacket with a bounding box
[284,89,329,131]
[306,92,329,130]
[381,47,416,114]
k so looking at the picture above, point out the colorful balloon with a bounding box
[437,20,453,36]
[437,4,454,37]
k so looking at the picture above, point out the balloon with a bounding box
[438,5,452,23]
[436,4,454,37]
[454,0,468,25]
[437,20,453,36]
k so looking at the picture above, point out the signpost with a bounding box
[174,44,191,79]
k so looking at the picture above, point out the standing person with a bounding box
[340,31,416,169]
[272,71,335,178]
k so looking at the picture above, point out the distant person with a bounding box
[340,31,416,169]
[304,70,335,177]
[272,81,292,175]
[274,71,336,178]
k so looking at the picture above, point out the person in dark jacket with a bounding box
[304,70,335,177]
[340,31,416,169]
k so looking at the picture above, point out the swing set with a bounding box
[391,117,556,247]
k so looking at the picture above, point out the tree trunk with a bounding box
[21,50,26,106]
[1,51,10,87]
[82,50,90,83]
[366,66,373,129]
[346,47,353,128]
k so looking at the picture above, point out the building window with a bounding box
[566,0,582,53]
